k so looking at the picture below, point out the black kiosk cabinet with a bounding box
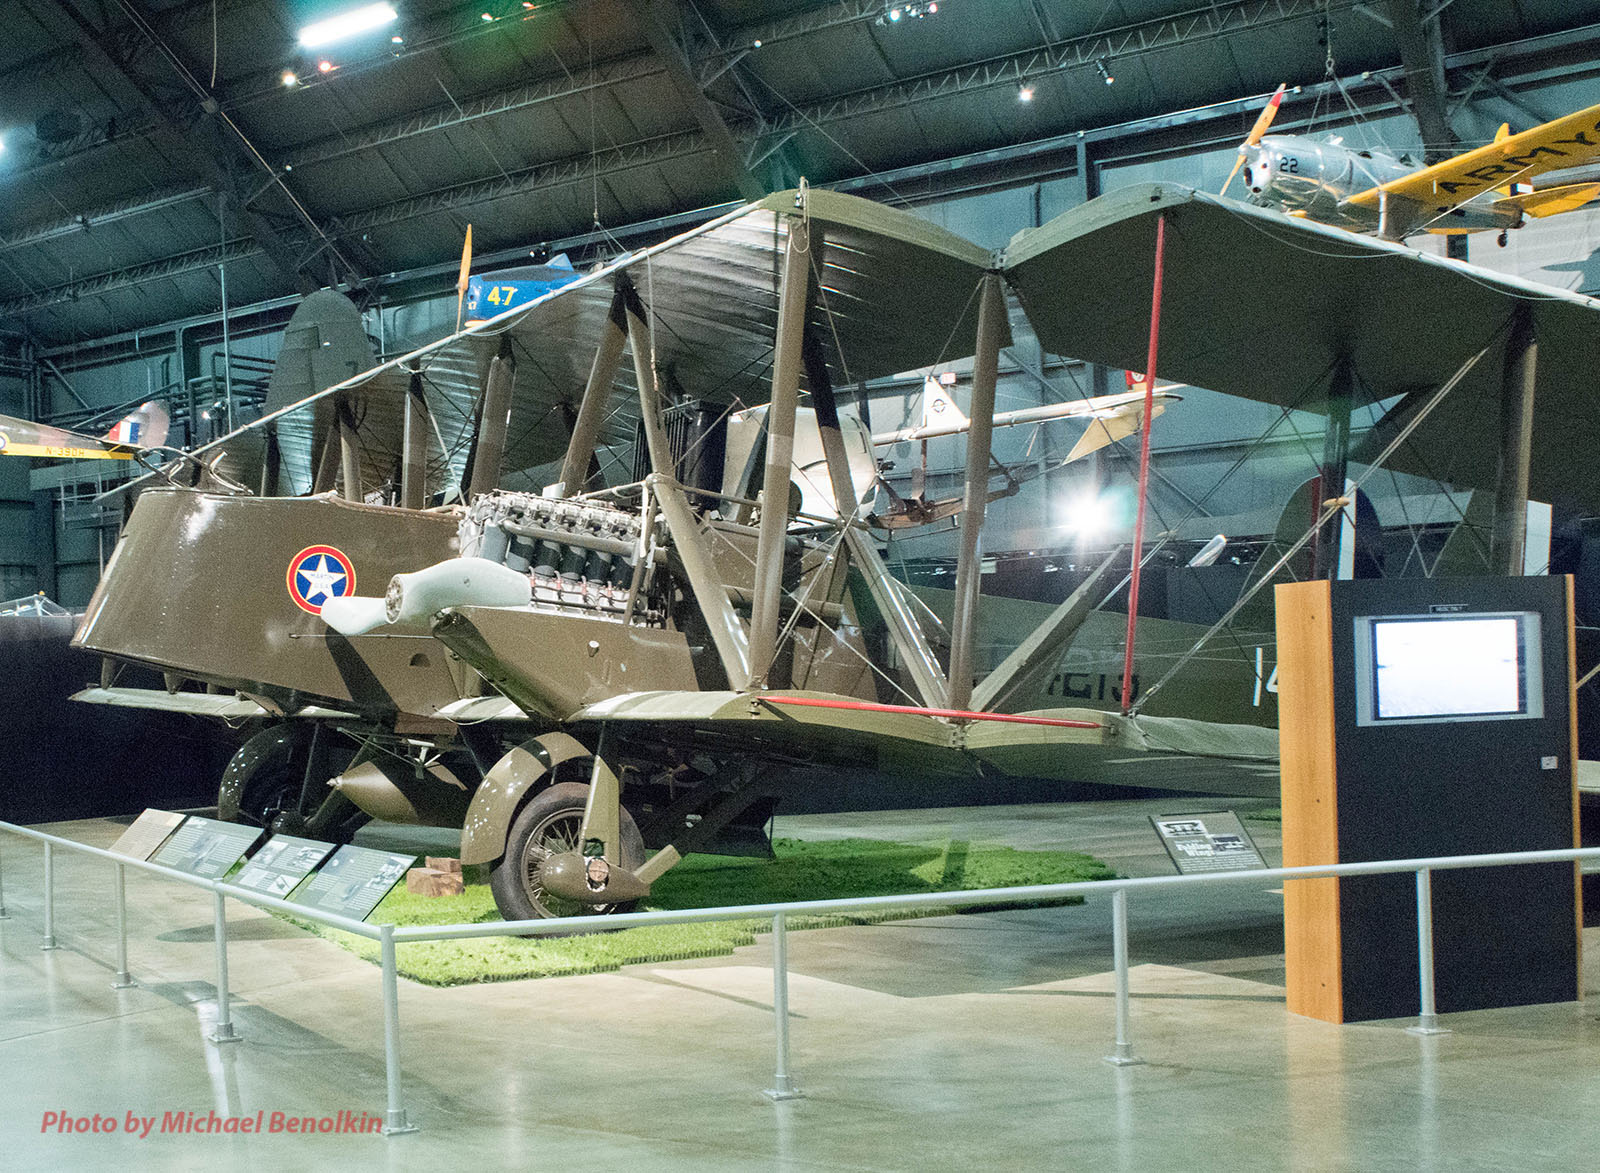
[1275,576,1581,1023]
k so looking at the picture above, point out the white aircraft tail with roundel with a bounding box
[920,379,970,433]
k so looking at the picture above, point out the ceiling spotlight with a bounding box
[1095,58,1115,85]
[888,7,901,20]
[481,11,494,20]
[317,59,334,73]
[1018,83,1035,102]
[391,34,404,44]
[281,69,298,87]
[297,3,397,49]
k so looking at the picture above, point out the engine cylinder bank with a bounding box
[460,491,654,618]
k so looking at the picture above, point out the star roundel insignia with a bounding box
[0,432,9,452]
[287,544,356,615]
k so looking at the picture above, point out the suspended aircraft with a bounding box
[0,401,168,462]
[69,181,1600,922]
[1222,86,1600,242]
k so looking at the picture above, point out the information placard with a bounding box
[290,846,415,922]
[149,815,262,879]
[1150,811,1267,875]
[108,809,186,862]
[232,835,337,898]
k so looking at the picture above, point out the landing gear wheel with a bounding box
[1498,230,1509,248]
[490,781,646,922]
[218,724,365,843]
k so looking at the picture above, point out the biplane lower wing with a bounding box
[571,690,1281,798]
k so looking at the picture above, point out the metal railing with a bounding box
[1,818,1595,1134]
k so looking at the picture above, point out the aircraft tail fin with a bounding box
[920,379,969,433]
[102,401,169,450]
[1064,400,1166,463]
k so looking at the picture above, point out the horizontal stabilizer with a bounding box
[1064,401,1165,462]
[1492,181,1600,218]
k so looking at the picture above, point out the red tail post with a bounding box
[1120,215,1167,715]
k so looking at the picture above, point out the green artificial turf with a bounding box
[287,836,1115,986]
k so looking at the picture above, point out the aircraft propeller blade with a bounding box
[1220,84,1286,197]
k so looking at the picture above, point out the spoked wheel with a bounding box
[489,781,645,922]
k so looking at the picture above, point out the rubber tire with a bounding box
[219,724,364,843]
[489,781,646,923]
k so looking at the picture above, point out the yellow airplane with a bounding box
[1223,87,1600,242]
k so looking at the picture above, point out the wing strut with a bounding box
[1490,307,1538,574]
[1120,215,1168,716]
[557,283,631,497]
[750,211,812,688]
[945,272,1006,710]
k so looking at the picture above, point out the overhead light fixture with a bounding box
[281,69,298,87]
[481,11,494,20]
[317,59,335,73]
[1095,58,1115,86]
[391,34,404,44]
[296,3,397,49]
[1018,83,1035,102]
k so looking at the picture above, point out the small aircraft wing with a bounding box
[1340,102,1600,218]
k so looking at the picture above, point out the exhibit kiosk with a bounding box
[1275,577,1582,1023]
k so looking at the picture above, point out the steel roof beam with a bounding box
[0,186,212,255]
[1384,0,1458,160]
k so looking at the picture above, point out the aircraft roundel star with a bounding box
[287,544,357,615]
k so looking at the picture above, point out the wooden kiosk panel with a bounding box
[1276,576,1580,1024]
[1276,581,1343,1023]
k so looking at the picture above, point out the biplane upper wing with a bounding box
[107,190,999,505]
[1000,182,1600,513]
[1340,102,1600,221]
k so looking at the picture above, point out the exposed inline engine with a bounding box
[459,490,657,619]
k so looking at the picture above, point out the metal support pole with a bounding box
[1105,888,1144,1066]
[0,836,9,918]
[750,214,812,689]
[208,889,240,1044]
[946,272,1006,711]
[1407,868,1451,1036]
[381,924,418,1134]
[112,863,134,988]
[40,842,58,950]
[1121,215,1168,716]
[764,912,803,1100]
[1491,307,1537,575]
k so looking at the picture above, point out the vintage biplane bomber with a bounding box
[72,182,1600,920]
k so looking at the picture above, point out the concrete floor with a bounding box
[2,798,1598,1170]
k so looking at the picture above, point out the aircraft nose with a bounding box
[1244,150,1270,194]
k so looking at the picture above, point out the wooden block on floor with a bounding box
[406,866,465,897]
[426,856,463,874]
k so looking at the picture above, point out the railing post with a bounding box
[1105,887,1144,1066]
[112,863,134,989]
[1407,867,1451,1036]
[764,912,803,1100]
[208,888,240,1044]
[40,841,58,950]
[381,924,418,1135]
